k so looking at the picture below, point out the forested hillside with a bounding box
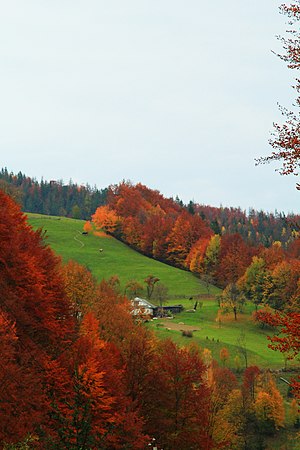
[1,0,299,446]
[87,182,300,317]
[1,189,299,449]
[1,167,300,248]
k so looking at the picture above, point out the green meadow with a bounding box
[27,213,218,297]
[27,213,298,372]
[150,304,291,370]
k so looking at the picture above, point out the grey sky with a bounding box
[0,1,299,213]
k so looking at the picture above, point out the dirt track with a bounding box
[160,319,200,332]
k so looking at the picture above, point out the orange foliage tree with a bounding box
[91,280,135,348]
[254,372,285,432]
[61,260,97,322]
[185,237,210,274]
[220,347,230,367]
[206,363,239,448]
[167,212,212,268]
[92,205,119,234]
[48,313,148,448]
[83,220,93,233]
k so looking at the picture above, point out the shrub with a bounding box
[182,330,193,338]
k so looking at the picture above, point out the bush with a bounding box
[182,330,193,338]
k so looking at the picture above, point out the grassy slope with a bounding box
[27,213,297,370]
[27,213,218,297]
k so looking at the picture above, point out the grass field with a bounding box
[27,213,299,372]
[27,213,219,297]
[149,302,294,370]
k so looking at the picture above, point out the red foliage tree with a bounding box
[122,324,156,405]
[287,237,300,258]
[0,191,74,354]
[216,234,256,287]
[256,310,300,400]
[256,2,300,181]
[0,190,75,445]
[142,339,212,449]
[260,242,285,270]
[105,182,213,268]
[167,212,212,267]
[0,310,46,443]
[242,366,260,402]
[108,182,151,218]
[139,206,173,259]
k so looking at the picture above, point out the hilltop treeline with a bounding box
[0,167,107,219]
[1,168,299,248]
[2,169,300,313]
[193,203,300,248]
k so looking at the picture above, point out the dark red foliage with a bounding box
[215,234,257,287]
[0,310,48,443]
[0,190,75,444]
[104,182,213,269]
[142,339,212,449]
[211,363,238,404]
[47,313,148,449]
[242,366,260,401]
[0,191,74,354]
[255,310,300,400]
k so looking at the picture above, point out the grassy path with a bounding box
[73,231,85,248]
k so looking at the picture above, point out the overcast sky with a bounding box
[0,1,299,214]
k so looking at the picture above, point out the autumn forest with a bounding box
[0,167,299,449]
[1,1,300,448]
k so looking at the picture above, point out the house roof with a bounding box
[134,297,158,309]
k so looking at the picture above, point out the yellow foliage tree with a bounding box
[290,398,299,426]
[220,347,230,367]
[202,348,213,367]
[255,373,285,430]
[212,389,245,449]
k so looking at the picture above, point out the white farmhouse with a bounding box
[131,297,157,317]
